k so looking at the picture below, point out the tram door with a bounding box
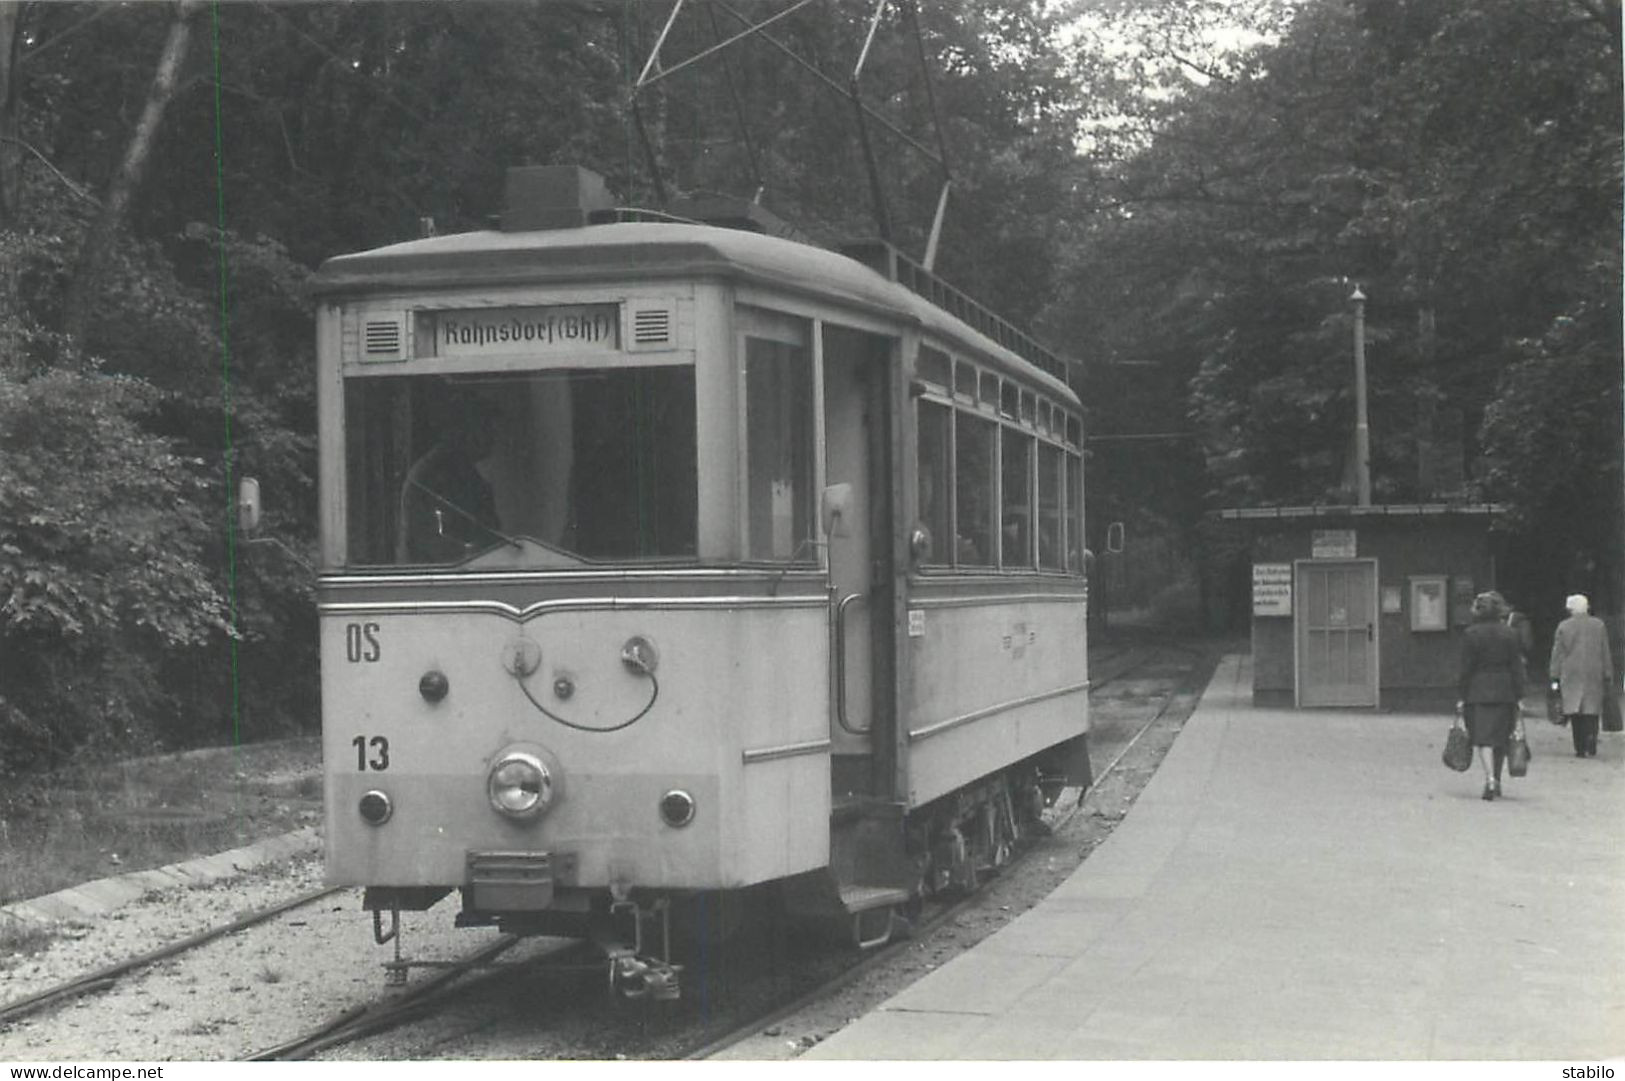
[823,326,897,799]
[1296,560,1378,707]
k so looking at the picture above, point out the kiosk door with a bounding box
[1297,560,1378,707]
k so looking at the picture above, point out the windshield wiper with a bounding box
[406,478,524,550]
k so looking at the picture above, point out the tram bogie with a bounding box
[309,166,1091,993]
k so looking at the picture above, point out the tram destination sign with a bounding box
[427,304,619,358]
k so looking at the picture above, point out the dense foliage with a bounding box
[0,0,1617,771]
[1050,0,1622,627]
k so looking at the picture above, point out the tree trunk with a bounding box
[0,1,22,369]
[0,1,21,229]
[63,0,198,349]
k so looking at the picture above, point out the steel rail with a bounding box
[0,885,342,1026]
[242,933,530,1061]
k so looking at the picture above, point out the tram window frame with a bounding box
[916,398,954,567]
[954,412,997,568]
[979,372,1000,414]
[1000,381,1019,420]
[1066,448,1085,574]
[1000,426,1035,569]
[1037,442,1064,571]
[911,343,1085,579]
[738,307,815,564]
[342,367,699,568]
[954,361,978,404]
[918,346,952,392]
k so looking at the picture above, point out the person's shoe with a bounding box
[1482,784,1495,801]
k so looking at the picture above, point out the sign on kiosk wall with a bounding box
[1311,529,1357,559]
[1253,562,1292,616]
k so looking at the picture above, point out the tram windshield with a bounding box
[343,368,697,567]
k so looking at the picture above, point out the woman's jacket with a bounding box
[1459,620,1527,705]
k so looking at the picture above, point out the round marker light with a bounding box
[488,751,554,819]
[659,789,696,828]
[419,670,449,703]
[358,790,393,826]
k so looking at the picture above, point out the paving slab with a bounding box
[809,654,1625,1060]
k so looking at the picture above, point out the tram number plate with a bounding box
[466,851,558,911]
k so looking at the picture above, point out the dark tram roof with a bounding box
[312,221,1077,403]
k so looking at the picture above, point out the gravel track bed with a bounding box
[0,855,516,1061]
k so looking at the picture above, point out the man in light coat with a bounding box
[1549,593,1614,757]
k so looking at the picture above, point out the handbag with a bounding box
[1508,723,1531,777]
[1547,684,1567,726]
[1442,719,1473,772]
[1604,690,1623,734]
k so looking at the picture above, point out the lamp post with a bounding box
[1351,286,1372,507]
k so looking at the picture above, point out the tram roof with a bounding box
[311,221,1077,405]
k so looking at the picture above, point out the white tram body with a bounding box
[310,168,1090,972]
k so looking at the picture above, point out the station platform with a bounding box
[807,654,1625,1060]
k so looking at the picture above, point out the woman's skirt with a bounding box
[1466,701,1517,748]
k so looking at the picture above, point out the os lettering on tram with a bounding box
[344,622,381,663]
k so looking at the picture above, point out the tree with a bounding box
[63,0,198,347]
[1049,0,1622,623]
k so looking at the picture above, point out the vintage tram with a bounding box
[302,166,1091,996]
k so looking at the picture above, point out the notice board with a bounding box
[1253,563,1292,616]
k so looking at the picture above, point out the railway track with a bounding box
[0,886,342,1028]
[244,934,530,1060]
[275,639,1214,1061]
[2,639,1212,1062]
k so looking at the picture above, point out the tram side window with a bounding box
[1000,428,1034,568]
[345,378,411,563]
[1038,443,1063,571]
[1067,450,1084,574]
[916,400,952,565]
[744,336,814,560]
[955,415,996,567]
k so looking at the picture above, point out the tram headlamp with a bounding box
[487,751,554,819]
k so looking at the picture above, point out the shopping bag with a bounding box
[1603,690,1623,734]
[1442,722,1472,772]
[1508,728,1531,777]
[1547,685,1567,726]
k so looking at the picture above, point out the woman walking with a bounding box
[1458,592,1527,800]
[1549,593,1614,758]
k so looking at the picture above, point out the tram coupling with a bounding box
[607,948,682,1001]
[601,895,682,1001]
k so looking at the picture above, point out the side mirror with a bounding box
[821,482,853,539]
[237,476,262,536]
[1105,520,1125,554]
